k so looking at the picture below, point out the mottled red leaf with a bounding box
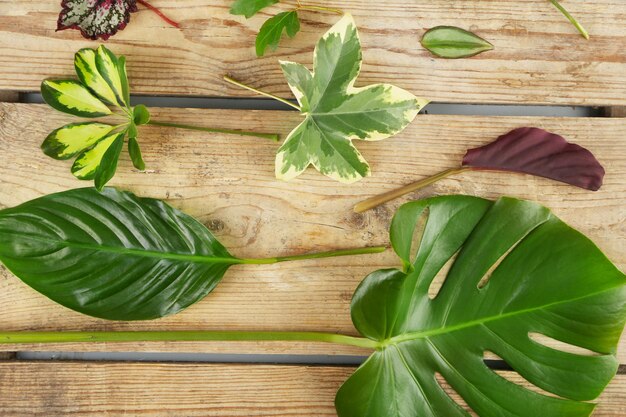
[58,0,138,40]
[462,127,604,191]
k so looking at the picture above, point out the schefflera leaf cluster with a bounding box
[337,195,626,417]
[41,45,150,191]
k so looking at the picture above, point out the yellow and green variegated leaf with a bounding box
[75,48,119,105]
[72,132,124,180]
[277,14,428,183]
[42,122,115,160]
[41,80,112,118]
[95,45,127,107]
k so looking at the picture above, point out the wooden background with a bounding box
[0,0,624,415]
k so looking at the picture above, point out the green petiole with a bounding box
[549,0,589,40]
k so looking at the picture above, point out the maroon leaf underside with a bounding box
[57,0,138,40]
[462,127,605,191]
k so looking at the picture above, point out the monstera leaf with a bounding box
[277,14,428,183]
[0,188,383,321]
[337,195,626,417]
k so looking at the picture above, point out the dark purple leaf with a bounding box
[57,0,138,40]
[462,127,604,191]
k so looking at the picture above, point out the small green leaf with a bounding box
[277,14,428,183]
[230,0,278,18]
[75,48,119,106]
[94,135,124,191]
[421,26,494,59]
[41,79,111,118]
[118,55,131,106]
[128,122,138,139]
[71,132,125,180]
[256,11,300,57]
[133,104,151,125]
[128,136,145,171]
[42,122,115,160]
[336,196,626,417]
[95,45,127,107]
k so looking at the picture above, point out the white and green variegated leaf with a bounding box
[41,80,112,118]
[42,122,116,160]
[75,48,119,106]
[95,45,127,107]
[277,14,428,183]
[72,131,125,180]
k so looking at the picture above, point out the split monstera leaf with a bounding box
[337,195,626,417]
[0,191,624,416]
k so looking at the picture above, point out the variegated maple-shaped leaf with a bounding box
[277,14,429,183]
[57,0,138,40]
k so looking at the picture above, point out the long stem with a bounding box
[148,120,280,142]
[0,331,379,349]
[296,5,343,15]
[224,76,301,111]
[239,246,387,265]
[354,168,470,213]
[549,0,589,40]
[137,0,181,28]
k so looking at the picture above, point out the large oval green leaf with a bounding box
[0,188,235,321]
[336,196,626,417]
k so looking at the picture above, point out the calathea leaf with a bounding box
[230,0,279,18]
[337,195,626,417]
[256,11,300,57]
[421,26,493,59]
[57,0,139,40]
[277,14,428,183]
[354,127,605,213]
[0,188,384,321]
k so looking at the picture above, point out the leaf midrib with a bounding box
[3,232,239,265]
[381,285,623,348]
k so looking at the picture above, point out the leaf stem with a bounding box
[549,0,589,40]
[296,4,344,15]
[354,167,470,213]
[239,246,387,264]
[136,0,181,29]
[223,75,301,111]
[147,120,280,142]
[0,331,378,349]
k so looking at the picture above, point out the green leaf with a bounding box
[0,188,384,321]
[41,79,112,118]
[95,45,128,107]
[75,48,119,106]
[128,136,146,171]
[133,104,151,125]
[421,26,494,59]
[336,196,626,417]
[71,131,125,181]
[277,14,428,183]
[117,55,131,106]
[94,134,124,191]
[230,0,279,18]
[256,11,300,57]
[0,187,235,321]
[42,122,115,160]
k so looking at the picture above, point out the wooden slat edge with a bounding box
[0,361,623,416]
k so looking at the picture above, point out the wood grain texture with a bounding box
[0,361,623,416]
[0,104,624,359]
[0,0,625,105]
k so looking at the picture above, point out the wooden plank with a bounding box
[0,361,623,416]
[1,1,625,105]
[0,104,624,358]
